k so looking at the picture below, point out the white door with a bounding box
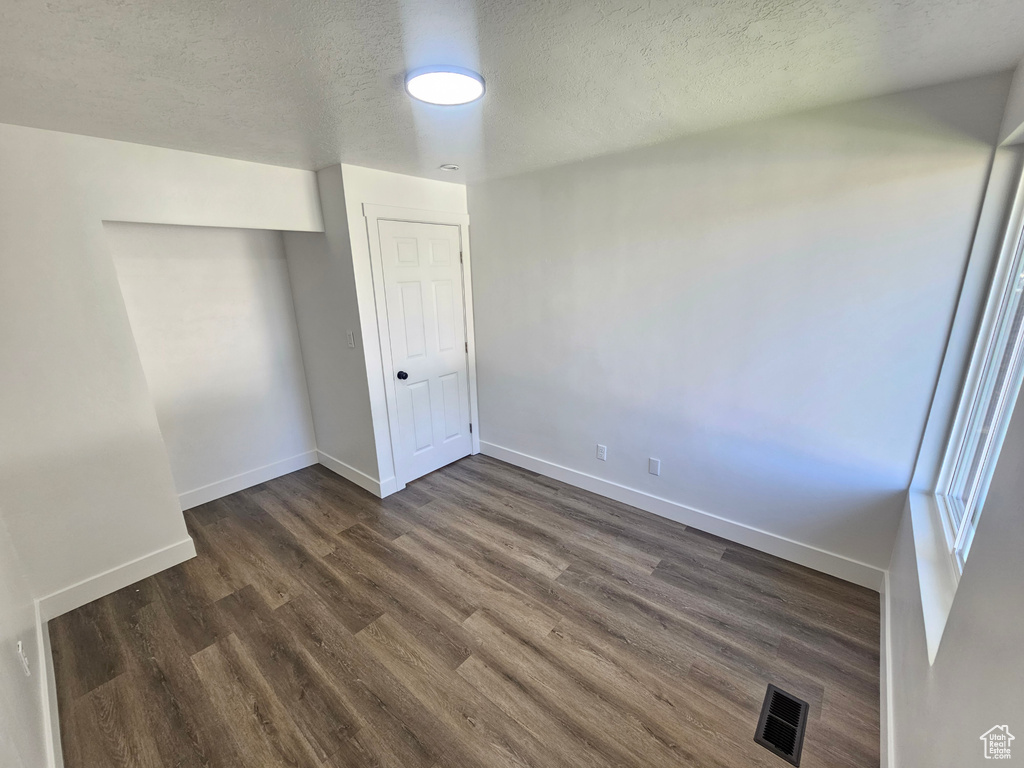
[378,219,472,482]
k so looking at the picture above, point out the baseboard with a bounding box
[317,450,390,498]
[178,450,319,510]
[36,600,64,768]
[36,537,198,766]
[379,475,399,497]
[37,537,196,621]
[881,570,896,768]
[480,441,885,591]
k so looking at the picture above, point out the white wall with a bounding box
[0,122,321,765]
[999,59,1024,145]
[467,73,1011,573]
[0,120,321,607]
[338,164,469,493]
[0,509,43,768]
[888,392,1024,765]
[283,164,468,496]
[284,166,381,492]
[909,145,1024,495]
[106,223,317,508]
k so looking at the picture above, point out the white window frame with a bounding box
[936,173,1024,577]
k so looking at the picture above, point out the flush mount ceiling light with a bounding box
[405,66,485,105]
[439,163,460,171]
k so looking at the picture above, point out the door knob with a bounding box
[397,370,409,380]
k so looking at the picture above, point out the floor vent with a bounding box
[754,684,809,766]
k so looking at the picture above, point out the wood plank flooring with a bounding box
[50,455,880,768]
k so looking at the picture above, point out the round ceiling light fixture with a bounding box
[439,163,460,171]
[405,66,485,106]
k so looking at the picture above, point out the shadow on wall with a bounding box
[148,390,315,498]
[815,70,1013,147]
[469,72,1013,570]
[488,372,908,566]
[524,76,1008,236]
[105,222,318,501]
[889,365,1024,764]
[281,228,381,483]
[0,423,186,601]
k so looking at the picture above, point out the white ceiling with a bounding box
[2,0,1024,182]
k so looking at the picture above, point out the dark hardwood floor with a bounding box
[49,455,880,768]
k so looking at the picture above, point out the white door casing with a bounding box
[367,209,479,487]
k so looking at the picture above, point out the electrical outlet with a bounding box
[649,458,661,476]
[347,330,356,348]
[16,640,30,676]
[596,444,607,461]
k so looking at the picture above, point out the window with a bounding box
[937,194,1024,573]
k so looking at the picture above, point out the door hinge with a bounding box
[465,341,468,353]
[470,423,473,433]
[460,251,463,264]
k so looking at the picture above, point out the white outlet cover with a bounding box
[596,444,607,461]
[16,640,30,676]
[649,458,661,476]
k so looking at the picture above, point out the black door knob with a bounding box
[397,370,409,380]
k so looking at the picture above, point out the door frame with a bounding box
[363,203,481,491]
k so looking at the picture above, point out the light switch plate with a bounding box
[649,458,661,476]
[347,330,356,348]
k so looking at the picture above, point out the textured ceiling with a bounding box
[2,0,1024,181]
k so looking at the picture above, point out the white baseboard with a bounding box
[36,600,64,768]
[35,536,196,767]
[379,475,399,497]
[480,441,885,591]
[37,538,196,621]
[178,450,319,510]
[317,450,390,498]
[881,571,896,768]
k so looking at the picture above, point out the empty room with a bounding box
[2,1,1023,767]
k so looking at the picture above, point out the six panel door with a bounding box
[378,219,472,483]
